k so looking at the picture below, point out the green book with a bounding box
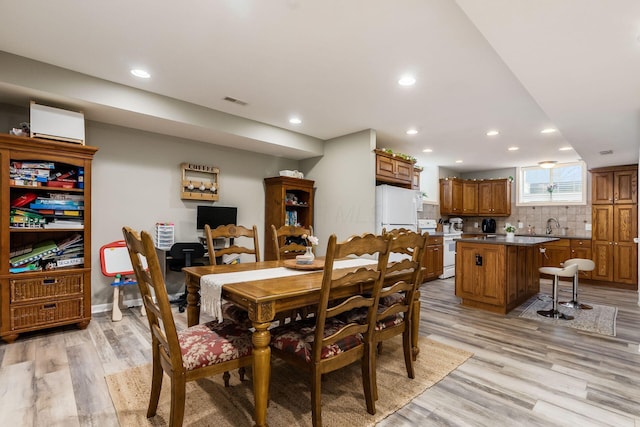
[10,240,59,267]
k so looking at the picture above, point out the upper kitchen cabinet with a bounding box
[412,166,422,190]
[478,179,511,216]
[441,178,510,217]
[462,181,478,215]
[440,178,463,215]
[375,149,415,189]
[591,165,637,205]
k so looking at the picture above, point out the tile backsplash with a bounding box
[420,203,591,237]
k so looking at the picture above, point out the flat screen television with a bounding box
[196,206,237,231]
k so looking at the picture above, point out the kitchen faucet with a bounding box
[546,217,560,235]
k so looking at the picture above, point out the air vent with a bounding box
[599,150,613,155]
[223,96,248,106]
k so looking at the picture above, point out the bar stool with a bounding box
[559,258,595,310]
[538,263,578,320]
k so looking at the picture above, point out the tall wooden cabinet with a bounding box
[440,178,463,215]
[440,178,511,217]
[264,176,314,261]
[590,165,637,286]
[1,135,97,343]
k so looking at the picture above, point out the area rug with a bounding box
[519,298,617,336]
[105,336,472,426]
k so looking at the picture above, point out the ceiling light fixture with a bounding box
[130,69,150,78]
[455,160,463,164]
[486,130,499,136]
[398,75,416,86]
[541,128,557,134]
[423,148,433,153]
[289,117,302,125]
[508,147,519,151]
[406,129,418,135]
[558,146,572,151]
[538,161,557,169]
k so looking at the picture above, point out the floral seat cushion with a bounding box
[178,319,252,371]
[375,313,404,331]
[270,318,363,363]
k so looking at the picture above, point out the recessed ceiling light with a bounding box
[541,128,557,134]
[508,146,519,151]
[558,146,572,151]
[289,117,302,124]
[398,75,416,86]
[406,129,418,135]
[423,148,433,153]
[538,161,557,169]
[455,160,463,164]
[486,130,499,136]
[130,69,150,78]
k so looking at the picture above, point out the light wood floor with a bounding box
[1,278,639,426]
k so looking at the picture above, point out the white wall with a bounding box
[302,129,377,256]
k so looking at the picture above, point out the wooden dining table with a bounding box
[182,259,423,427]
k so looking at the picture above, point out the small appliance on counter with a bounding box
[449,217,464,233]
[481,218,496,233]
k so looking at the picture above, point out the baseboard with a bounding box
[91,292,183,314]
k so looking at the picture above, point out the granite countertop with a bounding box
[455,235,560,246]
[458,232,591,240]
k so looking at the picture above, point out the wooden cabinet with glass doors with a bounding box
[264,176,314,261]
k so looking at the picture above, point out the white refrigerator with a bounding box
[375,185,418,235]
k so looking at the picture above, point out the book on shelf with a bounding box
[56,257,84,268]
[10,207,44,218]
[33,198,83,206]
[10,240,59,267]
[30,203,84,210]
[10,244,33,258]
[11,161,55,170]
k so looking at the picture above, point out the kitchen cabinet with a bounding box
[570,239,592,280]
[455,240,540,314]
[264,176,314,261]
[1,135,97,343]
[591,165,637,205]
[439,178,463,215]
[422,235,443,281]
[539,238,570,269]
[590,164,637,287]
[375,149,414,188]
[440,178,510,217]
[591,204,637,285]
[478,179,511,216]
[412,166,422,190]
[462,181,478,215]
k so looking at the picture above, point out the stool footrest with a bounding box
[559,301,593,310]
[536,309,574,320]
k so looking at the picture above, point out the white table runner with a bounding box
[200,258,376,322]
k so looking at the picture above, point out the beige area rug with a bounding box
[519,298,617,336]
[105,336,472,426]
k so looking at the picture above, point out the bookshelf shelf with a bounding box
[1,134,98,343]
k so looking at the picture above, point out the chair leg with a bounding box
[363,343,377,414]
[223,370,231,387]
[377,341,383,355]
[239,367,246,381]
[169,374,186,427]
[147,347,163,418]
[537,275,574,320]
[402,329,415,379]
[560,273,593,310]
[311,370,323,427]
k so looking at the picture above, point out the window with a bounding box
[516,161,586,206]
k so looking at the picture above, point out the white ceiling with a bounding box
[0,0,638,172]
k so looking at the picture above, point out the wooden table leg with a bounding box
[411,292,421,361]
[251,321,271,427]
[185,273,201,327]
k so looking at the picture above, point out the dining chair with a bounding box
[270,224,314,260]
[269,233,391,426]
[204,223,260,265]
[122,226,253,427]
[370,230,428,402]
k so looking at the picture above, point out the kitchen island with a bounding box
[455,235,559,314]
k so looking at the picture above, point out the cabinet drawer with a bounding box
[570,239,592,249]
[10,298,84,331]
[10,274,84,303]
[427,236,443,245]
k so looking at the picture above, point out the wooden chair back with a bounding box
[204,224,260,265]
[270,224,314,260]
[122,226,182,371]
[314,233,390,362]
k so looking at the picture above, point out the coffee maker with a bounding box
[481,218,496,233]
